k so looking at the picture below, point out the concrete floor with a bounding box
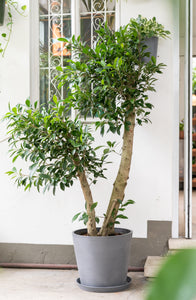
[0,269,147,300]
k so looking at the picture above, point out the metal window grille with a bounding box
[39,0,116,111]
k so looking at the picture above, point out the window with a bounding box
[38,0,117,108]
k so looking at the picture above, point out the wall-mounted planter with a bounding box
[179,130,184,139]
[0,0,5,26]
[142,36,158,63]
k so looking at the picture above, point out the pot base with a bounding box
[76,276,131,293]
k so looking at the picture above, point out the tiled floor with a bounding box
[0,269,147,300]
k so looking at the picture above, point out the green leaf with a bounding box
[117,126,121,135]
[79,212,88,225]
[115,214,128,219]
[24,183,31,191]
[6,170,15,176]
[12,154,20,163]
[58,38,69,42]
[12,107,17,114]
[151,56,156,64]
[94,145,104,151]
[103,148,110,155]
[146,249,196,300]
[108,222,114,228]
[58,105,65,115]
[119,208,125,212]
[21,5,27,11]
[56,66,63,72]
[40,174,51,180]
[109,124,116,133]
[29,163,38,171]
[60,182,65,191]
[114,221,120,224]
[25,99,31,107]
[72,212,81,222]
[100,126,105,136]
[53,185,56,195]
[95,217,100,224]
[53,95,58,104]
[122,199,135,207]
[113,57,118,68]
[91,202,98,211]
[39,152,45,160]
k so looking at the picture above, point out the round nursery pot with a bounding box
[142,36,158,63]
[72,228,132,293]
[0,0,5,26]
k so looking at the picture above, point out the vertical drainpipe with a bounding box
[184,0,192,238]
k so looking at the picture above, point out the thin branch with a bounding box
[98,199,117,236]
[0,137,9,143]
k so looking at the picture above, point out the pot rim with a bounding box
[73,227,133,239]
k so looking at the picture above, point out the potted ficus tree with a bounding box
[4,15,170,292]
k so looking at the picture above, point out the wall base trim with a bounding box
[0,221,171,267]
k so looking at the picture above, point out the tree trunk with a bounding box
[98,111,135,236]
[78,171,97,236]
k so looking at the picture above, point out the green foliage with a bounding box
[133,15,170,39]
[72,202,100,226]
[0,0,27,57]
[193,67,196,94]
[72,198,134,227]
[4,15,169,232]
[56,16,170,135]
[146,249,196,300]
[108,199,135,227]
[179,119,184,131]
[4,100,109,194]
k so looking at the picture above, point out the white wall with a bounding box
[119,0,179,238]
[0,0,179,245]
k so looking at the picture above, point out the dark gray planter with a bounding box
[72,228,132,293]
[0,0,5,26]
[142,36,158,63]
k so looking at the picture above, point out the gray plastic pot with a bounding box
[73,228,132,292]
[142,36,158,63]
[0,0,5,26]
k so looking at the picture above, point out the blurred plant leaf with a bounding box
[146,249,196,300]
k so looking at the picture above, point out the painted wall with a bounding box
[0,0,179,245]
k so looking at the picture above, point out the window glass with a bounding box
[80,0,91,13]
[39,0,48,15]
[106,0,115,11]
